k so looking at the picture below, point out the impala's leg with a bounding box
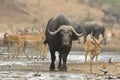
[29,44,33,59]
[14,44,17,58]
[42,45,45,60]
[15,43,20,58]
[34,44,37,60]
[8,41,10,59]
[92,55,95,62]
[43,44,48,59]
[91,54,96,74]
[23,41,30,59]
[34,43,39,60]
[45,44,48,59]
[37,44,41,58]
[96,55,98,74]
[41,44,44,60]
[31,44,35,59]
[13,43,20,58]
[89,52,93,74]
[84,50,88,64]
[17,42,22,58]
[41,44,47,60]
[23,41,26,56]
[39,43,43,59]
[34,44,37,59]
[95,55,98,62]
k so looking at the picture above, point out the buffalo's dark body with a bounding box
[45,14,76,71]
[73,22,106,44]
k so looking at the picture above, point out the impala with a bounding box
[84,35,105,74]
[4,33,24,58]
[22,32,48,60]
[4,31,48,60]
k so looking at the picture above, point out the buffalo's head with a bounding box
[48,25,83,47]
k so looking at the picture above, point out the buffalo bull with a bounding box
[44,14,83,71]
[73,21,106,45]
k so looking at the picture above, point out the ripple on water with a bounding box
[0,71,101,80]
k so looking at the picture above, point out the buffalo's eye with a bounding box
[69,32,72,36]
[60,31,65,36]
[61,31,65,34]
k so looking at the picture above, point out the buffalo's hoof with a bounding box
[50,69,56,71]
[57,67,62,71]
[50,67,55,71]
[50,64,55,71]
[62,66,67,71]
[57,64,62,71]
[62,68,67,71]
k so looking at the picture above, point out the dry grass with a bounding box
[0,0,104,32]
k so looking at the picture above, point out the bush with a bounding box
[81,12,94,23]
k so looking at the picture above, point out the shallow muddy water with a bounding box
[0,47,120,80]
[0,71,114,80]
[0,71,84,80]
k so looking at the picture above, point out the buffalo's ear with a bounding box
[72,33,78,40]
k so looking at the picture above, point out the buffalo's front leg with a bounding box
[50,51,56,71]
[62,53,68,71]
[57,52,62,71]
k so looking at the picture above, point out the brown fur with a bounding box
[4,32,48,60]
[84,35,105,74]
[5,34,24,58]
[22,33,48,60]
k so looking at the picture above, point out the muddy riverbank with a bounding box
[0,38,120,80]
[0,50,120,80]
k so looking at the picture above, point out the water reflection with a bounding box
[0,46,120,63]
[1,71,116,80]
[0,47,120,80]
[0,71,95,80]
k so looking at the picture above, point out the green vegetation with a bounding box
[99,0,120,6]
[88,0,120,24]
[81,14,94,23]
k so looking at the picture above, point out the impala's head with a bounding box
[90,35,106,51]
[3,32,9,44]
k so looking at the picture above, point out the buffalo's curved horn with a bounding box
[71,27,83,37]
[48,26,63,35]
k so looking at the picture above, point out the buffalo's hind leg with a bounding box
[50,50,56,71]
